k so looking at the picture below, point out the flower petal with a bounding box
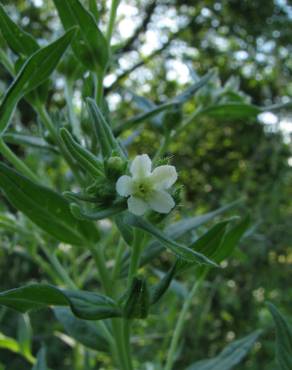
[127,196,149,216]
[116,175,133,197]
[149,165,177,190]
[130,154,152,179]
[148,190,175,214]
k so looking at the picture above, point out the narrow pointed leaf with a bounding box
[0,5,39,56]
[123,213,218,266]
[173,71,215,104]
[213,216,250,263]
[54,307,109,352]
[175,220,230,274]
[53,0,109,71]
[60,128,104,177]
[0,163,99,245]
[150,263,177,305]
[186,330,261,370]
[267,303,292,370]
[0,27,76,134]
[0,284,122,320]
[200,103,260,120]
[86,97,126,158]
[70,203,125,221]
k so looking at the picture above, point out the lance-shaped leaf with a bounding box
[174,220,230,274]
[3,133,58,153]
[186,330,261,370]
[54,307,109,352]
[0,332,35,364]
[267,303,292,370]
[0,27,76,134]
[212,216,250,263]
[114,71,215,134]
[0,284,122,320]
[199,103,260,120]
[123,213,218,266]
[150,263,177,305]
[60,128,104,177]
[53,0,109,72]
[86,97,126,159]
[0,5,39,56]
[0,163,99,245]
[121,200,241,275]
[70,203,125,221]
[173,70,215,104]
[32,348,47,370]
[123,277,150,319]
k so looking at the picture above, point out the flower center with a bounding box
[133,178,153,199]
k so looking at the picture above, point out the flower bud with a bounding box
[105,155,127,181]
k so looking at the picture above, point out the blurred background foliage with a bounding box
[0,0,291,369]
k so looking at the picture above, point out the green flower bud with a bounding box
[105,155,127,180]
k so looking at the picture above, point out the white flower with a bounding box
[116,154,177,216]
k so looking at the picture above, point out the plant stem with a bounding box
[112,238,124,281]
[106,0,120,44]
[164,269,208,370]
[0,137,39,182]
[122,230,145,370]
[89,243,129,370]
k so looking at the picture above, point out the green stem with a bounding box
[164,269,207,370]
[0,137,39,182]
[122,230,145,370]
[106,0,120,44]
[112,238,125,281]
[89,244,129,370]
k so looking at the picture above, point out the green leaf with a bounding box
[0,284,122,320]
[150,264,177,305]
[53,0,109,72]
[32,348,47,370]
[267,303,292,370]
[0,5,39,56]
[213,216,250,263]
[123,213,218,266]
[86,97,126,159]
[60,128,104,178]
[136,200,241,269]
[54,307,109,352]
[0,163,99,245]
[115,71,215,134]
[200,103,260,120]
[186,330,261,370]
[175,220,230,274]
[3,133,58,153]
[0,27,77,134]
[70,203,125,221]
[173,71,215,104]
[0,331,34,363]
[123,277,150,319]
